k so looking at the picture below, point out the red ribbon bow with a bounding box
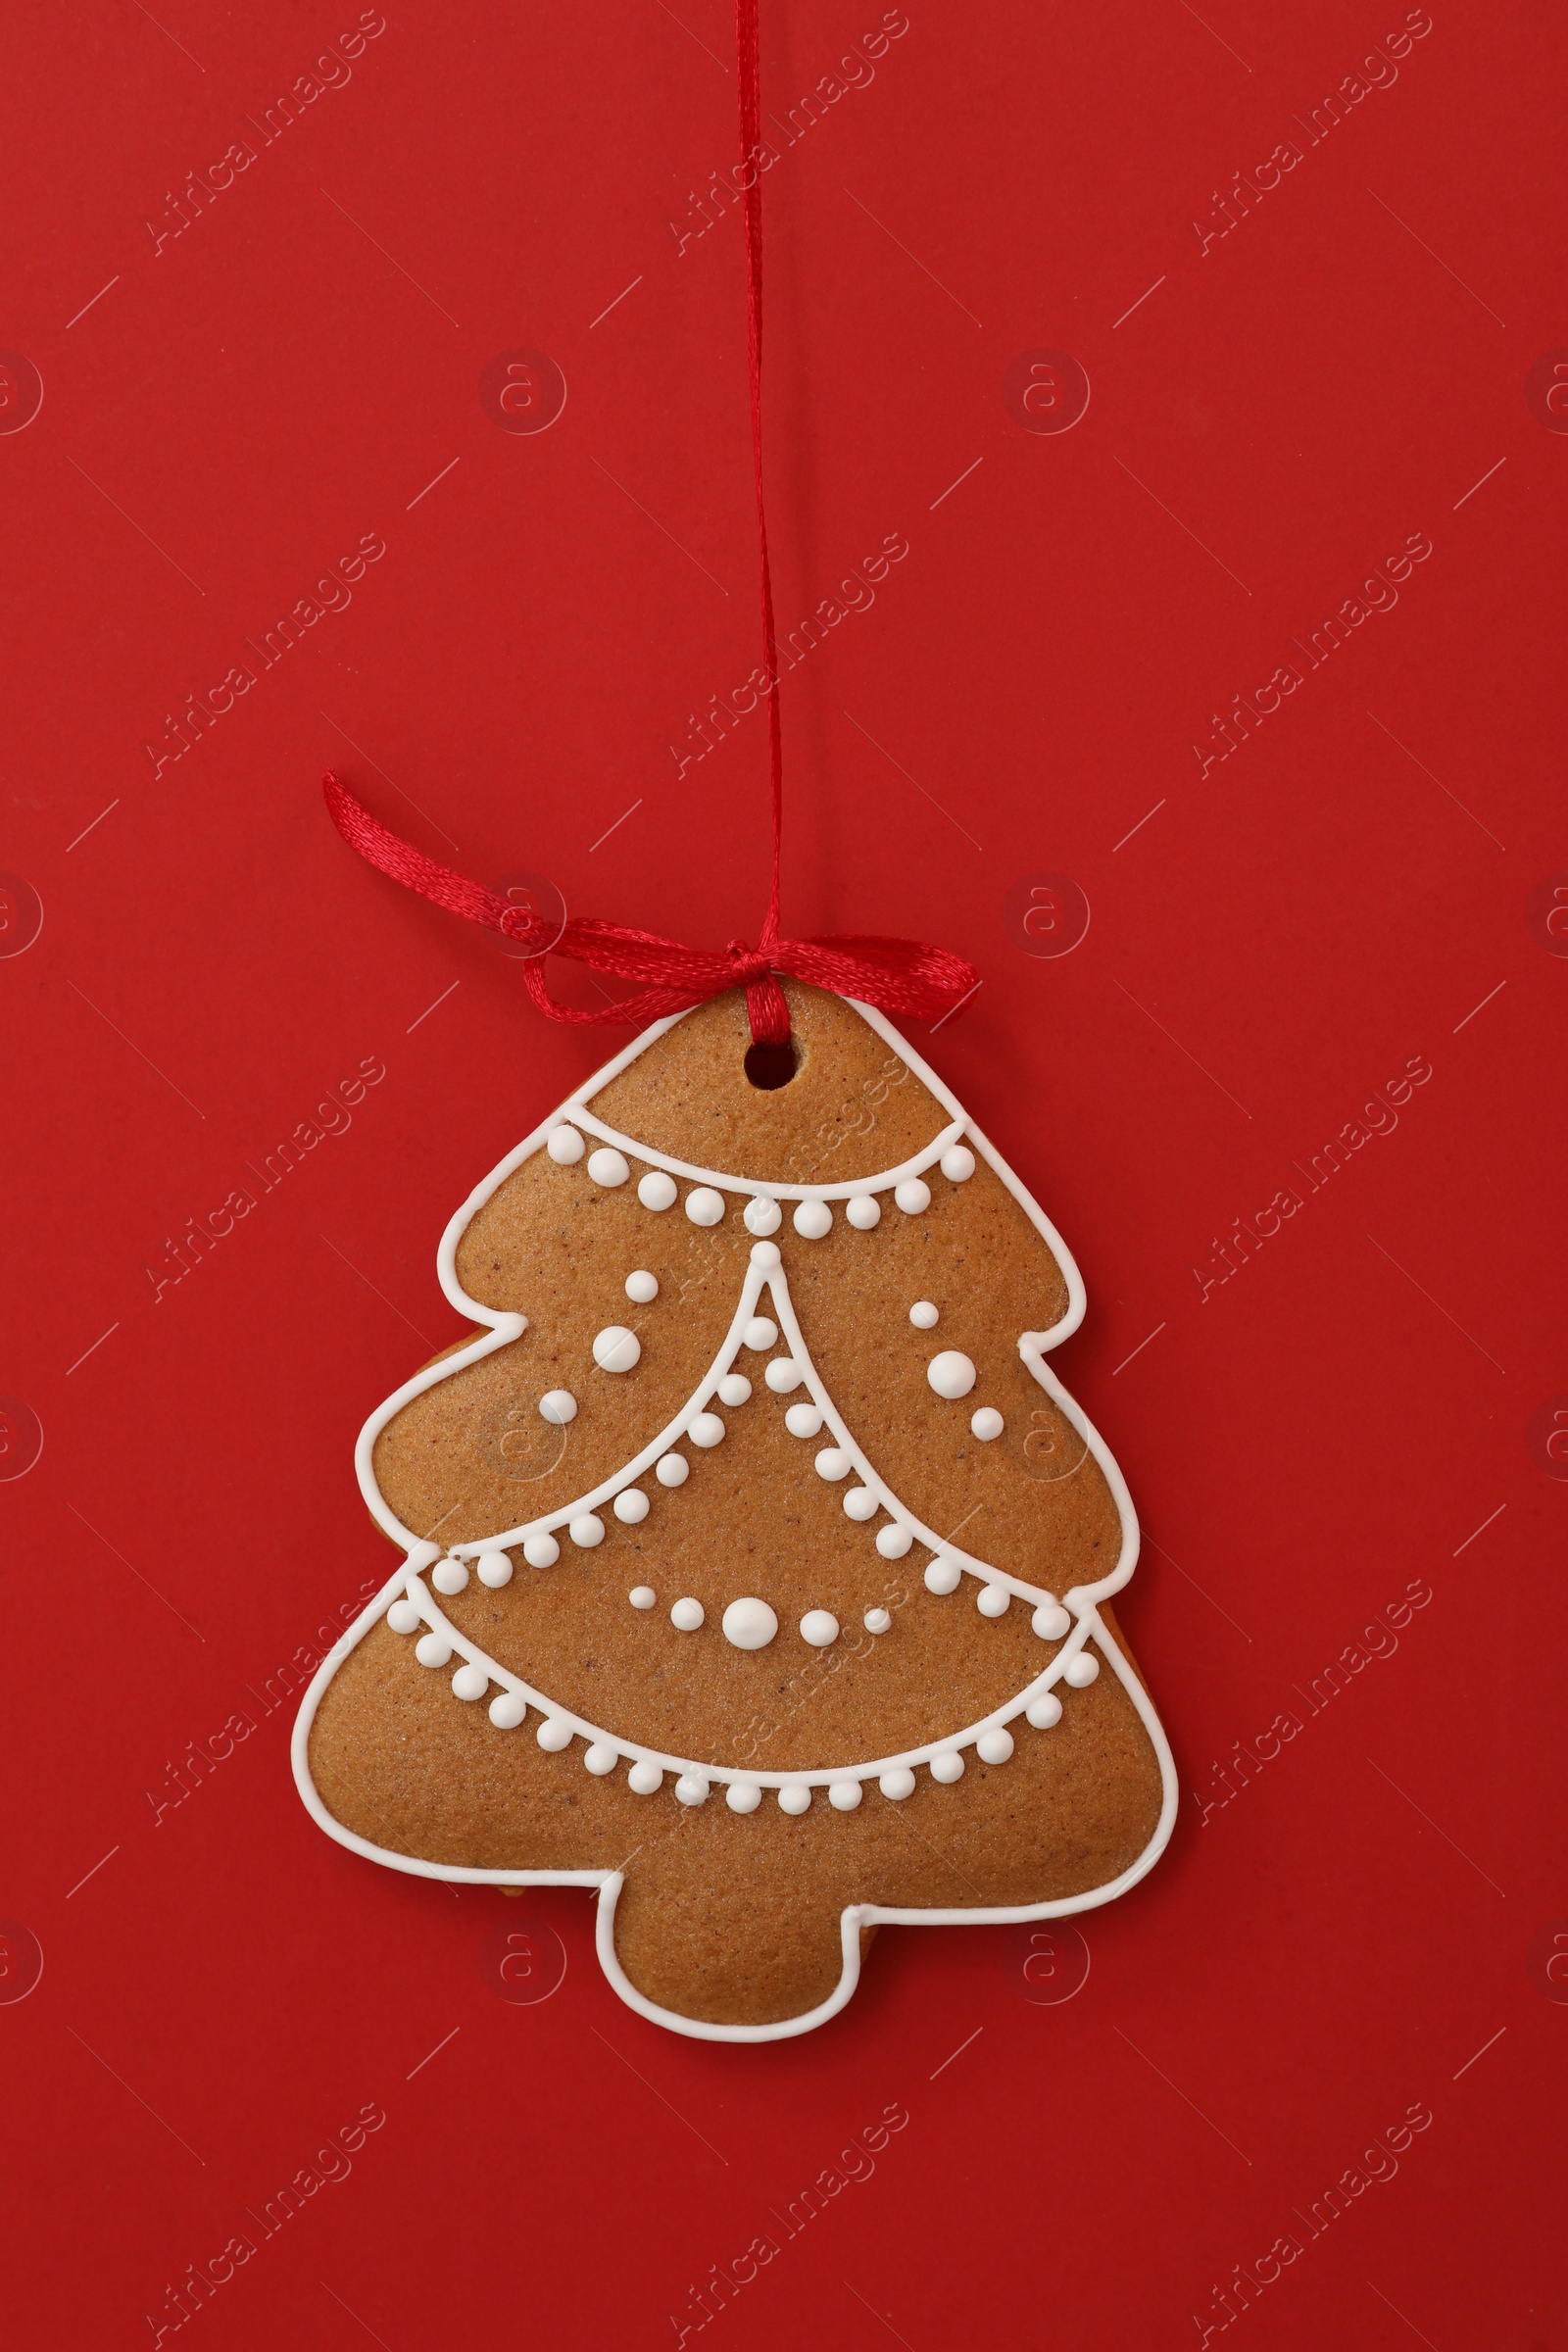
[322,774,977,1046]
[320,0,978,1050]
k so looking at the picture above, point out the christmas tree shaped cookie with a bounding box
[295,983,1175,2038]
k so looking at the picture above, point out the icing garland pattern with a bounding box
[371,1174,1114,1805]
[569,1103,969,1200]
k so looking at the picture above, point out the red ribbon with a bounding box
[322,774,977,1041]
[735,0,785,984]
[320,0,978,1047]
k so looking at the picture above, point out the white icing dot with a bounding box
[523,1532,560,1568]
[863,1607,893,1635]
[726,1781,762,1813]
[814,1446,851,1481]
[638,1170,677,1211]
[685,1187,725,1226]
[843,1486,878,1522]
[584,1741,618,1775]
[547,1124,584,1163]
[800,1609,839,1647]
[586,1147,629,1188]
[764,1357,803,1393]
[674,1772,710,1806]
[569,1514,605,1547]
[431,1556,468,1594]
[415,1632,452,1668]
[845,1194,881,1230]
[539,1389,577,1425]
[717,1373,753,1407]
[613,1488,650,1524]
[879,1768,916,1801]
[474,1550,514,1591]
[778,1785,812,1814]
[721,1596,778,1651]
[895,1177,931,1214]
[743,1315,779,1351]
[593,1324,643,1375]
[793,1200,832,1239]
[785,1402,824,1438]
[1064,1650,1101,1688]
[670,1596,705,1632]
[656,1452,689,1487]
[744,1198,782,1236]
[923,1554,962,1594]
[909,1300,940,1330]
[749,1239,782,1269]
[976,1727,1015,1765]
[1032,1601,1071,1641]
[629,1586,657,1609]
[930,1750,965,1784]
[1027,1691,1064,1729]
[875,1524,912,1558]
[452,1662,489,1701]
[971,1407,1004,1442]
[927,1349,976,1400]
[628,1759,663,1793]
[977,1584,1010,1619]
[387,1597,421,1635]
[624,1268,660,1303]
[689,1412,725,1448]
[828,1780,863,1811]
[536,1715,573,1751]
[489,1690,527,1730]
[941,1144,976,1182]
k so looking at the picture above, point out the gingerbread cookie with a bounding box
[294,982,1175,2038]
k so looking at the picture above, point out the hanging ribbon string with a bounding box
[320,0,979,1044]
[735,0,784,982]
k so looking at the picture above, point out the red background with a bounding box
[2,2,1563,2345]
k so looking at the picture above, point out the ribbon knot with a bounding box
[724,939,789,1049]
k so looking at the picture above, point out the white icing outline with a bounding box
[292,1000,1176,2041]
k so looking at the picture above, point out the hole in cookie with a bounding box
[744,1038,798,1091]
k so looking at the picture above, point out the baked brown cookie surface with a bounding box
[295,984,1174,2038]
